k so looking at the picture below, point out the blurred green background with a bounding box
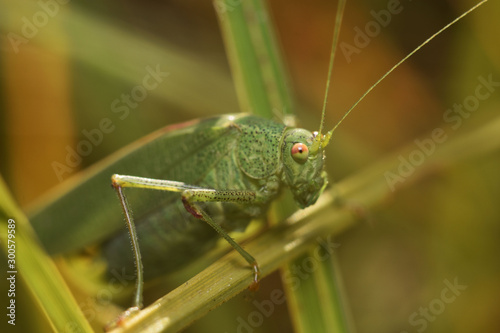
[1,0,499,332]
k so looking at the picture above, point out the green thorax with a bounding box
[234,115,328,209]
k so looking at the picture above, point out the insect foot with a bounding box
[104,306,141,332]
[248,261,261,292]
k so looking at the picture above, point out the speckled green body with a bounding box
[106,115,289,279]
[30,114,326,280]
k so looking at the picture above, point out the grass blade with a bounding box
[0,176,93,332]
[215,0,295,123]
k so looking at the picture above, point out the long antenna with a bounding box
[311,0,346,153]
[325,0,488,141]
[318,0,346,137]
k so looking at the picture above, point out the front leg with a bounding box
[181,188,260,288]
[111,174,261,314]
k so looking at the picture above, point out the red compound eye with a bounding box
[291,143,309,164]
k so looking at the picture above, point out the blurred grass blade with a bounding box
[283,249,354,333]
[314,253,355,332]
[0,176,93,333]
[282,253,328,333]
[215,0,295,123]
[0,0,240,120]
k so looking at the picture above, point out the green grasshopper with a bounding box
[28,0,487,321]
[32,109,332,308]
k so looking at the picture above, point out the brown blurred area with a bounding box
[1,0,499,332]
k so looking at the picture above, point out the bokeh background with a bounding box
[1,0,499,332]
